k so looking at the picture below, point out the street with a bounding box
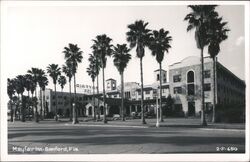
[8,118,245,154]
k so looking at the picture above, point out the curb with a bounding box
[64,123,148,128]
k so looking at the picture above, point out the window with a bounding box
[204,70,211,78]
[125,92,131,98]
[157,74,160,81]
[145,90,150,94]
[187,84,195,95]
[173,75,181,82]
[52,95,55,99]
[187,71,195,95]
[204,83,211,91]
[146,97,150,100]
[163,74,166,83]
[174,87,182,94]
[153,90,157,94]
[187,71,194,83]
[205,102,212,111]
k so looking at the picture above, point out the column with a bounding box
[106,104,109,116]
[86,107,89,116]
[129,105,132,116]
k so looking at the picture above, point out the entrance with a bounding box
[188,102,195,116]
[88,107,92,116]
[109,106,119,116]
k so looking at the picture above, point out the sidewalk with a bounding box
[8,117,245,130]
[58,117,245,130]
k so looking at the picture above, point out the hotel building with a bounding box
[39,56,245,120]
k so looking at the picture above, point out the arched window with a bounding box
[187,71,195,95]
[187,71,194,83]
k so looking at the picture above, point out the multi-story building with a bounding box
[39,56,245,120]
[169,56,245,118]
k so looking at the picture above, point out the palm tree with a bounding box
[47,64,61,121]
[24,74,33,120]
[92,51,101,120]
[27,67,41,122]
[207,17,229,122]
[87,54,97,120]
[63,43,83,124]
[7,78,16,122]
[37,70,48,119]
[29,77,37,120]
[58,75,67,92]
[15,75,26,122]
[27,68,40,96]
[62,63,74,121]
[184,5,218,126]
[149,28,172,122]
[126,20,151,124]
[92,34,113,124]
[112,44,131,121]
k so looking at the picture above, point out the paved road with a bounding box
[8,120,245,154]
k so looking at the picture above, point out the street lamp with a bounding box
[72,102,76,124]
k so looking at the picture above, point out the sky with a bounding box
[2,2,246,93]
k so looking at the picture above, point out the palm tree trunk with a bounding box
[35,88,39,123]
[54,84,58,121]
[72,74,78,124]
[43,90,46,118]
[21,94,25,122]
[140,58,146,124]
[200,47,207,126]
[93,80,96,120]
[121,72,125,121]
[28,91,31,121]
[10,98,13,122]
[159,63,163,122]
[97,74,100,120]
[31,92,34,121]
[102,66,107,124]
[212,57,216,123]
[69,80,72,121]
[40,88,43,120]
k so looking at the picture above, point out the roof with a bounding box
[107,91,120,95]
[169,56,245,85]
[154,69,167,72]
[169,56,212,69]
[106,78,116,81]
[217,62,245,86]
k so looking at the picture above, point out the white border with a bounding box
[1,1,249,161]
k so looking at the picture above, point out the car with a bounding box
[112,114,120,120]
